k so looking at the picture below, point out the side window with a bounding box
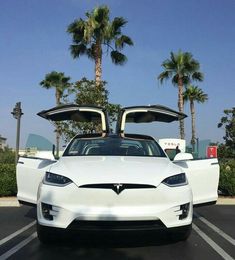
[164,149,177,160]
[68,139,81,155]
[122,140,147,156]
[126,146,145,156]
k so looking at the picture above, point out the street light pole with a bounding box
[11,102,24,165]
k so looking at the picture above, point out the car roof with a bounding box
[73,133,155,141]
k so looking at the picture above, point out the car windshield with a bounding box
[63,136,166,157]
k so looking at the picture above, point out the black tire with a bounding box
[168,224,192,242]
[37,222,65,244]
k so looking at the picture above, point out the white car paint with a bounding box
[174,158,219,205]
[37,177,193,229]
[17,157,55,204]
[50,156,181,187]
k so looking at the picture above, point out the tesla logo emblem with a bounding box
[113,183,124,194]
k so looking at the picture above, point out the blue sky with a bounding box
[0,0,234,148]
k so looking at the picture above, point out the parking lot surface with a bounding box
[0,204,234,260]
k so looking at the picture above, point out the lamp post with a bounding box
[11,102,24,165]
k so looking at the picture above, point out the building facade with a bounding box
[0,135,7,149]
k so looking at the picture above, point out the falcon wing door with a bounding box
[174,158,220,206]
[116,105,187,133]
[38,104,109,133]
[17,105,109,205]
[17,157,56,205]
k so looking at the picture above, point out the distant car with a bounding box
[16,105,220,243]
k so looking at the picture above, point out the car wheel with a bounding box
[37,222,64,244]
[168,224,192,242]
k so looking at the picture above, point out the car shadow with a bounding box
[24,205,37,219]
[37,243,143,260]
[36,231,179,260]
[42,230,177,248]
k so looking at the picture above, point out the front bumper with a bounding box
[37,182,193,229]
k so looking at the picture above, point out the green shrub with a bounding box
[0,148,15,164]
[0,163,17,196]
[219,159,235,196]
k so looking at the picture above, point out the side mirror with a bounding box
[173,152,193,161]
[52,144,56,159]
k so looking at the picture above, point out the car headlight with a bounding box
[162,173,188,187]
[43,172,72,186]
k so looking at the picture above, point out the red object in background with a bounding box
[207,146,218,158]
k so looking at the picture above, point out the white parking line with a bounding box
[0,232,37,260]
[194,212,235,246]
[192,223,234,260]
[0,220,36,246]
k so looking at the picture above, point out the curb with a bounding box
[0,197,20,207]
[216,197,235,205]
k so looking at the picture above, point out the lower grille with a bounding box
[68,220,165,231]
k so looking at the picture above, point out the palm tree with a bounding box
[67,5,133,86]
[158,50,204,139]
[183,85,208,152]
[40,71,71,157]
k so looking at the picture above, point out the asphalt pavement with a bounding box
[0,204,234,260]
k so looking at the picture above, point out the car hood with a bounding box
[49,156,182,187]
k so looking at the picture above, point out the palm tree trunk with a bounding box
[178,78,185,139]
[55,89,61,158]
[190,100,196,152]
[94,42,102,87]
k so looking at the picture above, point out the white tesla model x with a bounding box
[16,105,220,243]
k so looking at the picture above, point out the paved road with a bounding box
[0,204,234,260]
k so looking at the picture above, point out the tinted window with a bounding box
[64,137,166,157]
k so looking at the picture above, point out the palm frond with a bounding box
[110,50,127,65]
[159,50,203,87]
[69,44,88,59]
[182,76,190,85]
[67,19,89,44]
[192,71,204,81]
[172,74,180,85]
[67,5,133,77]
[40,79,51,89]
[115,35,133,50]
[93,5,109,24]
[183,85,208,103]
[170,52,177,66]
[184,51,193,60]
[86,45,95,60]
[162,59,176,71]
[158,71,171,84]
[111,17,127,35]
[67,19,85,34]
[40,71,71,94]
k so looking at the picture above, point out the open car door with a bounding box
[37,104,109,133]
[116,105,219,206]
[17,104,109,205]
[17,157,56,205]
[174,158,220,206]
[116,105,187,133]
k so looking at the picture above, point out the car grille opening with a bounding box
[179,203,190,220]
[41,203,53,221]
[41,203,59,221]
[68,220,165,231]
